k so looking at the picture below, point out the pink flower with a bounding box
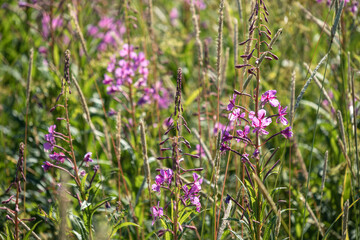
[227,94,236,111]
[277,105,288,125]
[83,152,93,166]
[151,202,164,225]
[281,127,293,139]
[44,125,56,152]
[261,90,279,107]
[228,108,246,123]
[49,152,66,164]
[251,109,272,135]
[170,8,179,23]
[236,125,250,143]
[42,161,52,171]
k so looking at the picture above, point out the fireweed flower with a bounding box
[181,173,203,212]
[184,0,206,9]
[87,17,126,51]
[44,125,56,152]
[49,152,66,164]
[227,94,237,111]
[228,108,246,123]
[151,202,164,225]
[236,125,250,143]
[103,44,149,95]
[277,105,288,125]
[41,13,63,38]
[152,169,173,193]
[83,152,93,166]
[281,126,293,139]
[42,161,52,171]
[251,109,272,135]
[261,90,279,107]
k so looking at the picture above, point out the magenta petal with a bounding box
[269,99,279,107]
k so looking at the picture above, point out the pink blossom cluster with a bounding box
[103,44,149,94]
[87,17,126,51]
[151,171,203,225]
[221,90,293,153]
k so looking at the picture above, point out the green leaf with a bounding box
[80,200,91,211]
[229,230,244,240]
[179,210,193,225]
[184,87,202,107]
[80,173,88,193]
[160,219,171,240]
[23,221,41,240]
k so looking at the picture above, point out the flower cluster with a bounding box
[41,13,63,39]
[103,44,149,94]
[137,81,171,109]
[150,68,203,236]
[87,17,126,51]
[42,125,68,171]
[221,90,293,155]
[184,0,206,10]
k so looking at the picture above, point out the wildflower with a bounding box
[170,8,179,25]
[44,125,56,152]
[251,109,272,135]
[252,149,260,159]
[155,169,173,186]
[227,94,236,111]
[222,131,233,142]
[80,170,86,177]
[42,161,52,171]
[236,125,250,143]
[228,108,246,123]
[213,122,226,135]
[281,127,293,139]
[261,90,279,107]
[277,105,288,125]
[83,152,93,166]
[184,0,206,10]
[151,202,164,225]
[49,152,66,164]
[220,142,230,152]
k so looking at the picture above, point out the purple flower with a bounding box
[228,108,246,123]
[220,142,230,152]
[227,94,236,111]
[44,125,56,152]
[42,161,52,171]
[103,44,149,94]
[236,125,250,143]
[261,90,279,107]
[152,184,161,193]
[49,152,66,164]
[80,170,86,177]
[213,122,226,135]
[252,149,260,159]
[155,169,173,186]
[222,131,233,142]
[184,0,206,10]
[251,109,272,135]
[151,202,164,225]
[277,105,288,125]
[83,152,93,166]
[281,127,293,139]
[108,108,117,116]
[350,2,358,13]
[170,8,179,25]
